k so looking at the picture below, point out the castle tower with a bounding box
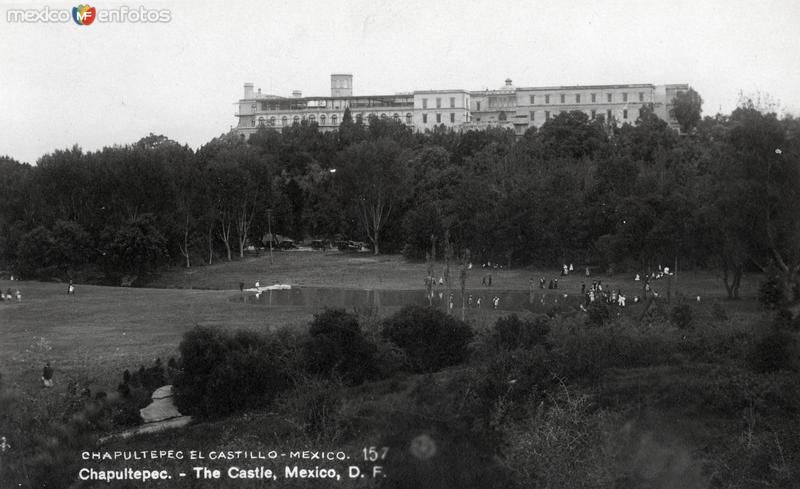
[331,73,353,97]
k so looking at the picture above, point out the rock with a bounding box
[140,385,182,423]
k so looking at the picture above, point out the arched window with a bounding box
[293,115,300,125]
[393,113,400,122]
[309,114,316,123]
[257,116,265,126]
[498,111,507,121]
[320,114,326,125]
[381,113,387,119]
[406,113,412,124]
[282,116,288,126]
[269,116,276,126]
[331,114,338,125]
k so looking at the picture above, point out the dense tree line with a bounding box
[0,96,798,298]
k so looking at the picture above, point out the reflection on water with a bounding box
[239,287,584,313]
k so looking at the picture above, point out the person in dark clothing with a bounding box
[581,283,586,294]
[42,362,54,388]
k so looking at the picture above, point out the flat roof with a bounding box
[241,94,413,102]
[413,89,469,95]
[515,84,655,91]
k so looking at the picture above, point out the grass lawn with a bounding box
[1,254,762,395]
[0,281,314,396]
[148,250,761,300]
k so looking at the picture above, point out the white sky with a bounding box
[1,0,799,164]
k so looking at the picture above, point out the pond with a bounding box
[239,286,586,313]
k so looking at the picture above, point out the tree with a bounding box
[537,110,608,159]
[48,220,92,277]
[16,226,54,277]
[104,215,169,277]
[337,139,410,254]
[199,134,265,260]
[670,87,703,133]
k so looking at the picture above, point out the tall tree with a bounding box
[337,138,410,254]
[670,87,703,133]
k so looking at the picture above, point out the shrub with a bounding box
[382,305,474,373]
[372,337,410,379]
[551,327,676,383]
[585,300,610,327]
[747,330,799,373]
[501,388,620,489]
[493,314,550,350]
[759,275,787,310]
[305,308,376,385]
[641,299,669,327]
[173,326,290,417]
[474,347,555,426]
[670,303,694,329]
[276,377,346,440]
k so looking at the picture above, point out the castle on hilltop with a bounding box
[234,73,687,137]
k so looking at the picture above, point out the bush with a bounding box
[759,275,787,310]
[747,330,799,373]
[276,377,346,440]
[475,348,555,426]
[305,308,376,385]
[670,303,694,329]
[641,299,669,327]
[501,388,620,489]
[772,309,800,332]
[173,326,290,417]
[585,300,610,327]
[551,327,676,383]
[382,305,474,373]
[372,337,410,379]
[493,314,550,350]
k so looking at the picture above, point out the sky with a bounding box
[1,0,799,164]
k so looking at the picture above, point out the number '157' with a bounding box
[362,447,389,461]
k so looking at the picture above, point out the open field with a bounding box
[1,254,764,395]
[148,250,761,300]
[0,281,314,395]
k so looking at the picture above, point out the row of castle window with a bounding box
[254,113,413,127]
[421,97,458,109]
[527,92,646,105]
[421,113,457,124]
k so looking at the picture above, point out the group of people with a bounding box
[442,292,500,310]
[580,280,643,308]
[1,287,21,302]
[533,277,560,290]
